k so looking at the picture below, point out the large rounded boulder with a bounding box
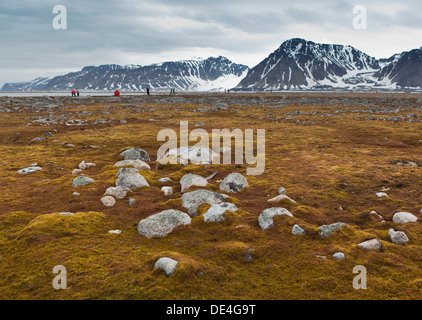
[137,209,191,238]
[220,173,249,193]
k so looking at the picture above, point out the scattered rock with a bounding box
[101,196,116,207]
[318,222,346,238]
[108,230,122,234]
[72,192,80,196]
[243,248,254,261]
[388,229,409,244]
[212,103,229,111]
[220,173,249,193]
[161,146,218,165]
[268,194,296,203]
[120,148,150,162]
[137,209,191,238]
[115,169,149,190]
[203,202,238,222]
[18,166,42,174]
[161,186,173,196]
[358,239,383,251]
[292,224,306,235]
[180,174,208,193]
[376,192,389,198]
[72,176,95,187]
[158,177,172,183]
[116,167,138,177]
[392,212,418,224]
[129,198,136,206]
[205,171,218,180]
[370,210,385,222]
[78,160,96,170]
[59,212,74,216]
[277,187,286,195]
[72,169,83,175]
[181,189,228,217]
[392,160,420,167]
[258,207,293,230]
[154,257,178,277]
[29,137,45,144]
[333,252,346,260]
[104,186,130,199]
[114,160,150,170]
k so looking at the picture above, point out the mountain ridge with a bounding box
[3,39,422,92]
[1,56,249,92]
[236,38,422,91]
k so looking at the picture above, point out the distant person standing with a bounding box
[76,88,80,97]
[71,89,76,97]
[114,90,120,97]
[146,88,150,95]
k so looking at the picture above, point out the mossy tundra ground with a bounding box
[0,92,421,300]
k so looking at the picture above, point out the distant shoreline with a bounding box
[1,89,422,98]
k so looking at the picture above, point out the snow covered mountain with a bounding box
[374,49,422,88]
[1,77,53,92]
[236,38,422,91]
[1,56,249,92]
[3,39,422,92]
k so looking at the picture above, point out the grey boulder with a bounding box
[138,209,191,238]
[154,257,178,277]
[318,222,346,238]
[357,239,383,251]
[220,173,249,193]
[333,252,346,260]
[120,148,150,162]
[104,186,130,199]
[180,174,208,193]
[182,189,228,217]
[292,224,306,235]
[114,159,150,170]
[258,207,293,230]
[388,229,409,244]
[116,169,149,190]
[72,176,95,187]
[18,166,43,174]
[392,212,418,224]
[203,202,238,222]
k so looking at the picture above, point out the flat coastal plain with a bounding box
[0,92,421,300]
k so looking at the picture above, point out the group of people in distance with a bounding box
[72,87,177,97]
[114,87,153,97]
[114,88,149,97]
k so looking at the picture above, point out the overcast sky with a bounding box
[1,0,421,87]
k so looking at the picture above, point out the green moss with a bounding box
[17,212,107,242]
[1,95,422,299]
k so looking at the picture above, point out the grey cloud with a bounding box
[0,0,421,86]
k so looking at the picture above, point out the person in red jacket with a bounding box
[114,90,120,97]
[71,89,76,97]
